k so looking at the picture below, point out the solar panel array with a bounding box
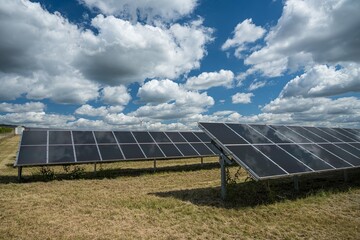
[199,122,360,180]
[15,130,217,167]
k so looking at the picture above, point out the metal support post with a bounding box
[344,170,348,182]
[220,156,227,200]
[293,176,299,191]
[200,157,203,166]
[94,163,97,173]
[18,167,22,182]
[153,159,157,172]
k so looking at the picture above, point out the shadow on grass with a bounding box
[152,169,360,209]
[0,162,219,184]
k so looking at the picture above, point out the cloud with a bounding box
[280,64,360,98]
[76,15,213,86]
[0,112,75,128]
[101,85,131,106]
[0,102,45,113]
[232,93,254,104]
[134,79,214,119]
[0,0,99,104]
[184,69,234,90]
[243,0,360,77]
[222,19,266,58]
[137,79,180,103]
[79,0,198,23]
[75,104,125,117]
[248,80,267,91]
[0,1,212,104]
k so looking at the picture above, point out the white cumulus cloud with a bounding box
[79,0,198,23]
[232,93,254,104]
[185,69,234,90]
[222,18,266,58]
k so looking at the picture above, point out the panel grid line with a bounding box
[70,131,77,163]
[163,132,185,157]
[246,124,315,172]
[224,123,289,175]
[178,132,201,156]
[92,131,103,161]
[130,131,147,158]
[112,131,125,160]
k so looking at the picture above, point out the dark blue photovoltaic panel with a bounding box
[16,129,216,167]
[269,125,310,143]
[98,145,124,161]
[248,124,291,143]
[114,131,136,143]
[227,145,286,178]
[158,144,183,157]
[49,131,72,145]
[227,124,271,144]
[139,144,165,158]
[254,145,312,174]
[74,145,100,162]
[200,122,248,144]
[21,131,47,145]
[165,132,187,143]
[279,144,332,171]
[175,143,199,156]
[319,144,360,166]
[322,128,356,142]
[180,132,201,142]
[120,144,145,159]
[193,132,211,142]
[288,126,326,142]
[17,146,47,166]
[94,131,117,144]
[132,132,154,143]
[49,146,75,164]
[149,132,171,143]
[299,144,351,168]
[306,127,342,142]
[72,131,96,144]
[191,143,213,155]
[337,128,360,141]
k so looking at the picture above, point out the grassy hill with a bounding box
[0,136,359,239]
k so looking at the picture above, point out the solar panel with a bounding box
[199,122,360,180]
[15,130,216,167]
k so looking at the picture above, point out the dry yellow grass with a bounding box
[0,136,360,239]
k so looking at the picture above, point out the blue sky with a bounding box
[0,0,359,130]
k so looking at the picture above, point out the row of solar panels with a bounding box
[16,130,218,166]
[199,123,360,180]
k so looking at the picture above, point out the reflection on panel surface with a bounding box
[132,132,154,143]
[72,131,95,144]
[191,143,213,155]
[254,145,312,174]
[200,122,247,144]
[269,125,310,143]
[139,144,164,158]
[319,144,360,166]
[21,131,47,145]
[165,132,187,143]
[299,144,351,168]
[120,144,145,159]
[114,131,136,143]
[180,132,201,142]
[175,143,199,156]
[49,131,72,145]
[74,145,100,162]
[249,124,291,143]
[158,144,183,157]
[279,144,332,171]
[227,145,286,178]
[98,145,123,161]
[227,124,271,144]
[149,132,171,143]
[48,146,75,164]
[94,131,117,144]
[17,146,47,165]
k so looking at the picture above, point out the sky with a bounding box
[0,0,359,130]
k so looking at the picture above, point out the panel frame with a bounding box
[199,122,360,181]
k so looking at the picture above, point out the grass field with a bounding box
[1,136,360,239]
